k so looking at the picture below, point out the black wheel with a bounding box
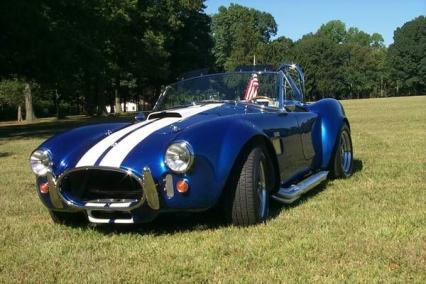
[49,210,87,226]
[229,146,272,226]
[330,123,353,178]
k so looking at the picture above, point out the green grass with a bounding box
[1,96,425,283]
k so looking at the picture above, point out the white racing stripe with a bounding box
[99,103,223,167]
[77,103,223,168]
[99,117,180,167]
[76,119,153,167]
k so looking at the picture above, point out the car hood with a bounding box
[43,102,266,176]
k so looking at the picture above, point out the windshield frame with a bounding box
[153,71,286,112]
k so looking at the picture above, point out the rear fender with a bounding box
[306,99,348,169]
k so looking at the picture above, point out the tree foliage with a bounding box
[0,79,25,107]
[273,20,389,100]
[0,3,424,121]
[0,0,213,119]
[211,4,277,70]
[388,16,426,95]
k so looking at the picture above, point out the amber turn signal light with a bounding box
[176,179,189,193]
[39,182,49,194]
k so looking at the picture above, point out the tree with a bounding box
[292,34,348,100]
[346,27,372,47]
[168,2,214,78]
[256,36,294,66]
[0,0,48,120]
[290,20,389,100]
[317,20,347,44]
[388,16,426,95]
[341,44,380,99]
[0,79,25,121]
[0,0,214,118]
[211,4,277,70]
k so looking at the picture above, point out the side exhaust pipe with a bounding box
[272,171,328,204]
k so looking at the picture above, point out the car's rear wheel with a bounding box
[229,146,272,226]
[330,123,353,178]
[49,210,87,226]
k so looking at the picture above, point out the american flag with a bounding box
[243,74,259,101]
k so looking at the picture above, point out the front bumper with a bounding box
[38,166,160,224]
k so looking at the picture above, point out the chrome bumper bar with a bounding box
[45,166,159,212]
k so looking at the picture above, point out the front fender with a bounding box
[166,116,266,210]
[37,122,130,176]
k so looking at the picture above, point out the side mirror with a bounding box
[134,112,146,122]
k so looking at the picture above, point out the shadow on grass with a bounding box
[0,115,134,140]
[270,158,364,218]
[90,159,364,236]
[353,159,363,174]
[86,159,365,236]
[0,152,11,158]
[89,210,227,236]
[269,182,328,219]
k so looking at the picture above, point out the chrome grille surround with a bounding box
[56,166,145,211]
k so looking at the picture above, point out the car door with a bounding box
[249,70,315,185]
[263,109,305,185]
[280,68,317,178]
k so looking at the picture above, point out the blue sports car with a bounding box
[29,64,353,226]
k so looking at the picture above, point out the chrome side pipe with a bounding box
[272,171,329,204]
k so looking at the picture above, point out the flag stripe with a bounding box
[244,77,259,100]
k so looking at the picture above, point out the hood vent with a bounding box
[147,111,182,120]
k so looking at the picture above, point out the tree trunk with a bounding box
[114,78,121,114]
[114,92,121,114]
[24,82,36,121]
[96,88,108,116]
[17,105,23,122]
[55,89,61,119]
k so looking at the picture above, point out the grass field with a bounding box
[0,96,425,283]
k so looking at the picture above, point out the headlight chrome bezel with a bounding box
[30,149,53,176]
[164,141,194,174]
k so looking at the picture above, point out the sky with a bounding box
[204,0,426,46]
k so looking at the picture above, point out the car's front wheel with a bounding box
[229,146,272,226]
[49,210,88,226]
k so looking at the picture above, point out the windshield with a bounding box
[154,72,281,111]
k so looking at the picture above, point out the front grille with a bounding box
[60,168,143,201]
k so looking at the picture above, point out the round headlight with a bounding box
[164,141,194,173]
[30,149,53,176]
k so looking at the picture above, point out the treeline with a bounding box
[212,5,426,101]
[0,0,213,120]
[0,2,425,121]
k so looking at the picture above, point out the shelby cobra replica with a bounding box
[29,64,353,226]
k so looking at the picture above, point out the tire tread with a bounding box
[231,147,263,226]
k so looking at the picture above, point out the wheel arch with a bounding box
[306,98,350,169]
[174,117,280,209]
[217,134,280,208]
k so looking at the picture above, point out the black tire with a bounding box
[330,123,353,178]
[229,146,272,226]
[49,210,87,226]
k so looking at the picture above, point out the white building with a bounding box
[106,102,138,113]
